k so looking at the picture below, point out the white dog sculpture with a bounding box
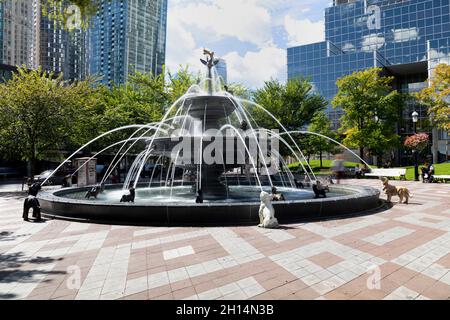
[258,191,279,229]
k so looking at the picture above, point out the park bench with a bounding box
[364,168,407,180]
[433,175,450,183]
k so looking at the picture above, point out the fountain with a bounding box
[37,50,381,226]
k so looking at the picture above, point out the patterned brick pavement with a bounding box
[0,179,449,300]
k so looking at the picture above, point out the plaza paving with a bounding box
[0,179,449,300]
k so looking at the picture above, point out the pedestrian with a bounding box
[331,154,345,184]
[355,164,362,179]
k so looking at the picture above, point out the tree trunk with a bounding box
[359,146,364,164]
[319,151,323,168]
[29,158,36,180]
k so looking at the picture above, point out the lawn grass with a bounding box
[404,162,450,181]
[287,159,361,172]
[287,160,450,181]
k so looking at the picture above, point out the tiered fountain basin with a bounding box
[38,184,381,226]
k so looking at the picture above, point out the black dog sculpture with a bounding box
[312,181,329,198]
[271,186,285,201]
[85,183,105,199]
[120,187,135,203]
[23,182,42,221]
[240,120,248,131]
[195,189,203,203]
[294,178,304,189]
[28,182,41,196]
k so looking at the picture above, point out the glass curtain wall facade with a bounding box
[216,59,228,84]
[0,0,38,69]
[288,0,450,164]
[88,0,167,86]
[39,11,86,80]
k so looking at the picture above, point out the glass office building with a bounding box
[88,0,168,86]
[0,0,39,69]
[216,59,228,84]
[39,13,87,81]
[288,0,450,164]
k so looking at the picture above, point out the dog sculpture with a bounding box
[23,182,42,221]
[120,187,135,203]
[381,177,411,204]
[312,180,329,198]
[271,186,286,201]
[258,191,279,229]
[195,189,204,203]
[23,196,41,221]
[294,178,304,189]
[85,183,105,199]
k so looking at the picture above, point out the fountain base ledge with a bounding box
[38,185,382,226]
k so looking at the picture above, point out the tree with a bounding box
[81,71,167,150]
[0,67,96,176]
[252,78,326,132]
[0,0,101,29]
[332,67,402,161]
[416,63,450,132]
[225,83,253,100]
[305,111,339,168]
[404,133,429,153]
[166,66,200,105]
[251,78,326,158]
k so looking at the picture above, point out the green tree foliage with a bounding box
[0,67,96,176]
[251,78,326,157]
[332,67,403,161]
[302,111,339,168]
[225,83,253,100]
[79,71,168,150]
[416,63,450,132]
[166,66,201,105]
[80,67,199,150]
[252,78,326,132]
[38,0,101,30]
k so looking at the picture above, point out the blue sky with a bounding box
[166,0,333,88]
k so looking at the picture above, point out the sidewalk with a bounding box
[0,179,448,300]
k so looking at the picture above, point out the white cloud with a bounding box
[341,43,355,52]
[284,15,324,47]
[171,0,273,48]
[166,0,288,88]
[223,47,286,88]
[428,49,450,69]
[392,27,419,43]
[165,17,200,73]
[361,34,385,52]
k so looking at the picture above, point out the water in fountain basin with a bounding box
[62,185,344,204]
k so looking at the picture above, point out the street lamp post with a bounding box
[412,111,419,181]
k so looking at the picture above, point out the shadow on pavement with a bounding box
[0,191,26,200]
[0,232,66,300]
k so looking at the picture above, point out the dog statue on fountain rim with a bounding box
[258,191,279,229]
[120,187,135,203]
[312,180,329,198]
[85,183,105,199]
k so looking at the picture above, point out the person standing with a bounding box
[332,155,345,184]
[355,164,362,179]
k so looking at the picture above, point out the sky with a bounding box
[166,0,333,89]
